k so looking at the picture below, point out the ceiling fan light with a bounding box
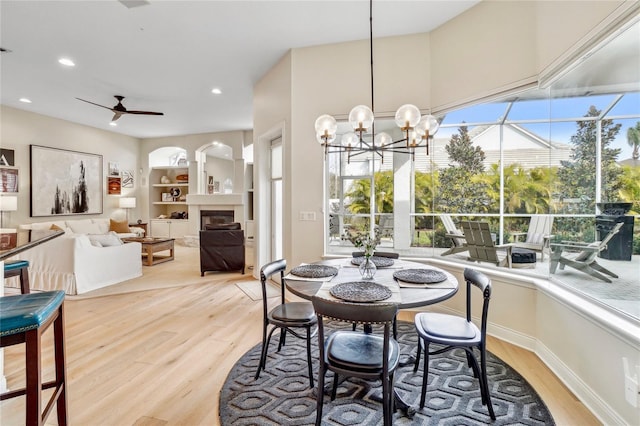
[394,104,421,129]
[349,105,374,131]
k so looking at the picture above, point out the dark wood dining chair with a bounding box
[413,267,496,420]
[312,296,399,426]
[254,259,317,388]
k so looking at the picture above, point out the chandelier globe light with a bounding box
[314,0,439,162]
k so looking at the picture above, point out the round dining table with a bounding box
[284,256,459,419]
[284,257,459,309]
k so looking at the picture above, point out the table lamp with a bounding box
[0,195,18,228]
[119,197,136,223]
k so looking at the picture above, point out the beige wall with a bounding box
[265,2,636,270]
[430,0,538,111]
[1,105,251,231]
[252,2,639,424]
[253,51,292,269]
[284,33,431,269]
[0,105,141,227]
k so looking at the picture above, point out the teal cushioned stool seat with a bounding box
[0,291,68,426]
[3,259,30,294]
[0,291,64,336]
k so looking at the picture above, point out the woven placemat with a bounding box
[393,268,447,284]
[290,264,339,279]
[351,256,395,267]
[329,281,392,302]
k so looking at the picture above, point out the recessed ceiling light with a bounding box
[211,88,222,95]
[19,98,32,103]
[109,122,117,127]
[58,58,75,67]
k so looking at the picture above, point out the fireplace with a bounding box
[201,210,234,230]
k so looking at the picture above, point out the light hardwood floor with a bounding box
[1,268,600,425]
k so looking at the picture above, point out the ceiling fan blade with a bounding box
[76,97,114,111]
[78,95,164,120]
[126,110,164,116]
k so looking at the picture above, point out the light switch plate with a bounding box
[299,211,316,221]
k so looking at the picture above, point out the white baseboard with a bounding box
[535,341,625,426]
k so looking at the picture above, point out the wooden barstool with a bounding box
[0,291,68,425]
[4,259,30,294]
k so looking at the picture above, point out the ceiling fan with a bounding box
[76,95,164,122]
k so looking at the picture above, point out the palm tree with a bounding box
[627,121,640,160]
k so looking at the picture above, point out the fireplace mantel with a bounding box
[185,193,245,236]
[186,194,243,205]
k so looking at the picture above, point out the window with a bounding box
[325,21,640,321]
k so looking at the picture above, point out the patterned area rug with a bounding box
[220,321,555,425]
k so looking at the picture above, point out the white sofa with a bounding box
[7,218,143,295]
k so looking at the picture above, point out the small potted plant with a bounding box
[347,227,381,279]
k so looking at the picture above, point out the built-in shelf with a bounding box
[153,183,189,187]
[149,167,190,225]
[152,202,188,205]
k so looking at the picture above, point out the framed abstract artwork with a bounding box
[30,145,103,217]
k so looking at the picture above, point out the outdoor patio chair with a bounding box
[549,222,623,283]
[511,215,554,261]
[460,220,513,268]
[440,215,468,257]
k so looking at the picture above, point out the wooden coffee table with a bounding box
[122,237,175,266]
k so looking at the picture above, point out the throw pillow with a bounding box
[88,232,123,247]
[109,219,130,234]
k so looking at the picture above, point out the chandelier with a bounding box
[314,0,440,163]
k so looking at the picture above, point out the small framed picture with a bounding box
[122,170,134,188]
[0,149,15,166]
[108,176,121,195]
[162,193,173,202]
[0,167,19,193]
[108,162,120,176]
[213,181,220,193]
